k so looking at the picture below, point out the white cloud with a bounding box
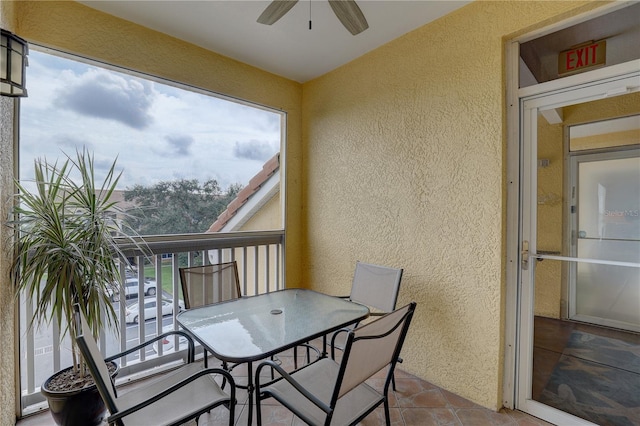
[54,69,155,129]
[20,49,281,191]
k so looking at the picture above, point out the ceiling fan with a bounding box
[257,0,369,36]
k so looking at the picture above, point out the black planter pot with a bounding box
[40,362,118,426]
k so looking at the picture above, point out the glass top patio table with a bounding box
[176,288,370,363]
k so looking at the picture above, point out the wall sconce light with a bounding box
[1,29,29,97]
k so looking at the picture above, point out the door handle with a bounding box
[521,240,529,270]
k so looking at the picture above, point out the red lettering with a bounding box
[589,44,598,64]
[566,50,576,70]
[561,41,604,74]
[576,47,585,67]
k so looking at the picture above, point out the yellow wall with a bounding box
[300,0,601,409]
[565,91,640,126]
[240,193,282,231]
[0,0,615,420]
[572,128,640,150]
[535,115,564,318]
[234,194,284,295]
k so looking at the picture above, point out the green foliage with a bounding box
[124,179,241,235]
[7,150,145,373]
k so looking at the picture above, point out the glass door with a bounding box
[516,75,640,425]
[569,144,640,332]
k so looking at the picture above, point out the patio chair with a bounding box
[255,302,416,426]
[330,261,403,388]
[73,304,236,426]
[179,261,241,369]
[347,261,403,316]
[179,261,241,310]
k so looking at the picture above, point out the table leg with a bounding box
[246,360,254,425]
[322,334,328,358]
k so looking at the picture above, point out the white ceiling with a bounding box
[79,0,470,83]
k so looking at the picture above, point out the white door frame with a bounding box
[517,71,640,425]
[503,4,640,420]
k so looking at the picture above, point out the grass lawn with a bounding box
[143,262,182,299]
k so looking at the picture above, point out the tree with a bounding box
[124,179,241,235]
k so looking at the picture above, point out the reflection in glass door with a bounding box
[569,147,640,332]
[517,79,640,426]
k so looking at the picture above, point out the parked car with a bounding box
[125,297,185,324]
[107,278,157,301]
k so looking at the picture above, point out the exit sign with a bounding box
[558,40,606,76]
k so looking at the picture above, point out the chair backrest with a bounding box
[73,305,120,415]
[350,261,403,313]
[179,261,241,309]
[334,302,416,400]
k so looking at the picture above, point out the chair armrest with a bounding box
[330,328,351,359]
[255,360,331,414]
[105,330,196,363]
[108,367,236,422]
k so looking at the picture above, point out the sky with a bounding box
[19,49,282,191]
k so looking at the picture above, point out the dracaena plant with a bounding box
[8,149,145,376]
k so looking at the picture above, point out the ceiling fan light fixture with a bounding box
[257,0,368,35]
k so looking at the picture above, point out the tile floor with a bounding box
[17,342,553,426]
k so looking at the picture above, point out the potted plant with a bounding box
[8,149,144,425]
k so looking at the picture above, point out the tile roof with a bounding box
[207,153,280,232]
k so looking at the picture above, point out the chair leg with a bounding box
[383,399,391,426]
[219,360,229,389]
[256,394,263,426]
[393,356,403,391]
[228,398,235,426]
[270,356,276,380]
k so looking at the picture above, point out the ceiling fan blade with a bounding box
[328,0,369,35]
[257,0,299,25]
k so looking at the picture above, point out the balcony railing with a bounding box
[20,230,285,414]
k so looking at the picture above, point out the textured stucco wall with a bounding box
[300,0,600,410]
[0,2,18,423]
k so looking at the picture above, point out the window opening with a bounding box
[16,47,285,414]
[20,48,283,237]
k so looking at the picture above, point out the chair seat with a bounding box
[114,363,229,426]
[265,358,383,425]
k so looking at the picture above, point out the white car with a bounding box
[125,298,185,324]
[108,278,157,301]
